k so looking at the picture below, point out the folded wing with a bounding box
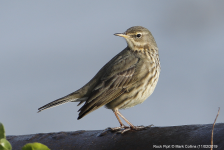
[78,53,139,119]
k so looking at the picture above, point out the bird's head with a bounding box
[114,26,157,51]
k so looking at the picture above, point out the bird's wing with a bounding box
[78,52,139,119]
[37,49,135,113]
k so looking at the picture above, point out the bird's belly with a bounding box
[106,69,160,110]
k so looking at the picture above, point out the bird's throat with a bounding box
[125,39,152,52]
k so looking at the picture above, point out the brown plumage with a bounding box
[38,26,160,132]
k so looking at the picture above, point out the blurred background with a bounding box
[1,1,223,135]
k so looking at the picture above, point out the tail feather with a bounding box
[38,96,78,113]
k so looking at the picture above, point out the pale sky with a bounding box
[1,0,223,135]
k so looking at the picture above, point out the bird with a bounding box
[38,26,160,133]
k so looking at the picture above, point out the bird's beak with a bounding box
[114,33,128,38]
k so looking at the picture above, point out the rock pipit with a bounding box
[38,26,160,133]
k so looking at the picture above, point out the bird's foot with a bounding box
[97,124,154,136]
[118,124,153,134]
[109,125,130,131]
[97,125,129,136]
[110,124,154,134]
[131,124,154,130]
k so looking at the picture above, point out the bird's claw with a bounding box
[97,124,154,136]
[110,124,154,134]
[132,124,154,130]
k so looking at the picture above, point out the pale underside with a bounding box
[77,47,160,119]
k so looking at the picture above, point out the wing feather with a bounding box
[78,54,139,119]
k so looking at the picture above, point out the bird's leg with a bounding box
[116,110,152,133]
[116,110,135,129]
[103,109,153,135]
[114,110,129,128]
[110,110,138,134]
[109,110,129,131]
[98,110,130,136]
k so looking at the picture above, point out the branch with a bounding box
[7,123,224,150]
[211,107,220,150]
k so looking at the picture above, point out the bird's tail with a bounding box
[38,94,79,113]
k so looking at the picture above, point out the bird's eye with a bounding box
[136,34,142,38]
